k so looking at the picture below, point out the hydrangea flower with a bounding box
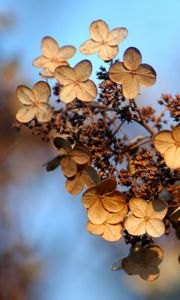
[55,60,97,103]
[87,212,125,242]
[82,179,128,225]
[16,81,52,123]
[124,198,167,237]
[33,36,76,78]
[153,124,180,169]
[80,19,128,61]
[109,47,156,99]
[121,245,164,281]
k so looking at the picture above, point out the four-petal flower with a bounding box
[124,198,167,237]
[109,47,156,99]
[153,124,180,169]
[121,245,164,281]
[16,81,52,123]
[55,60,98,103]
[33,36,76,78]
[80,19,128,61]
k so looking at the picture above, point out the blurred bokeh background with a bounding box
[0,0,179,299]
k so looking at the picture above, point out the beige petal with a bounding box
[145,246,164,265]
[98,44,118,61]
[107,27,128,46]
[153,130,175,154]
[172,124,180,143]
[164,145,180,169]
[60,155,77,177]
[140,266,160,281]
[32,56,51,68]
[123,47,142,71]
[39,68,54,78]
[129,198,147,218]
[88,200,108,225]
[65,173,84,195]
[79,39,101,55]
[33,81,51,103]
[146,199,167,219]
[41,36,58,58]
[56,45,76,60]
[36,103,52,122]
[124,215,146,236]
[71,146,91,165]
[55,66,76,84]
[102,192,127,213]
[59,83,77,103]
[146,219,165,237]
[82,187,97,208]
[106,206,128,224]
[96,179,117,195]
[74,60,92,82]
[102,223,123,242]
[136,64,156,87]
[48,60,68,73]
[90,19,109,42]
[77,80,97,102]
[87,221,104,235]
[16,85,35,105]
[16,105,35,123]
[109,62,129,84]
[122,74,140,99]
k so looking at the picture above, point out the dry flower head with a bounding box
[121,245,164,281]
[55,60,98,103]
[124,198,168,237]
[153,124,180,169]
[33,36,76,77]
[82,179,127,224]
[80,19,128,61]
[16,81,52,123]
[109,47,156,98]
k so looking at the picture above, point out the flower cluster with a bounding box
[15,19,180,281]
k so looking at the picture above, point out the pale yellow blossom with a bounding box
[153,124,180,169]
[16,81,52,123]
[109,47,156,98]
[33,36,76,78]
[80,19,128,61]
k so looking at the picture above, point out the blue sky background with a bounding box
[1,1,180,299]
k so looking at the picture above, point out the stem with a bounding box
[130,99,156,136]
[112,120,125,137]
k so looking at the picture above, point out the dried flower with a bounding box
[55,60,98,103]
[124,198,167,237]
[80,19,128,61]
[153,124,180,169]
[82,179,127,225]
[87,213,124,242]
[32,36,76,78]
[16,81,52,123]
[109,47,156,98]
[121,245,164,281]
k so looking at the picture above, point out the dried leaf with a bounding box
[45,156,61,171]
[53,137,72,152]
